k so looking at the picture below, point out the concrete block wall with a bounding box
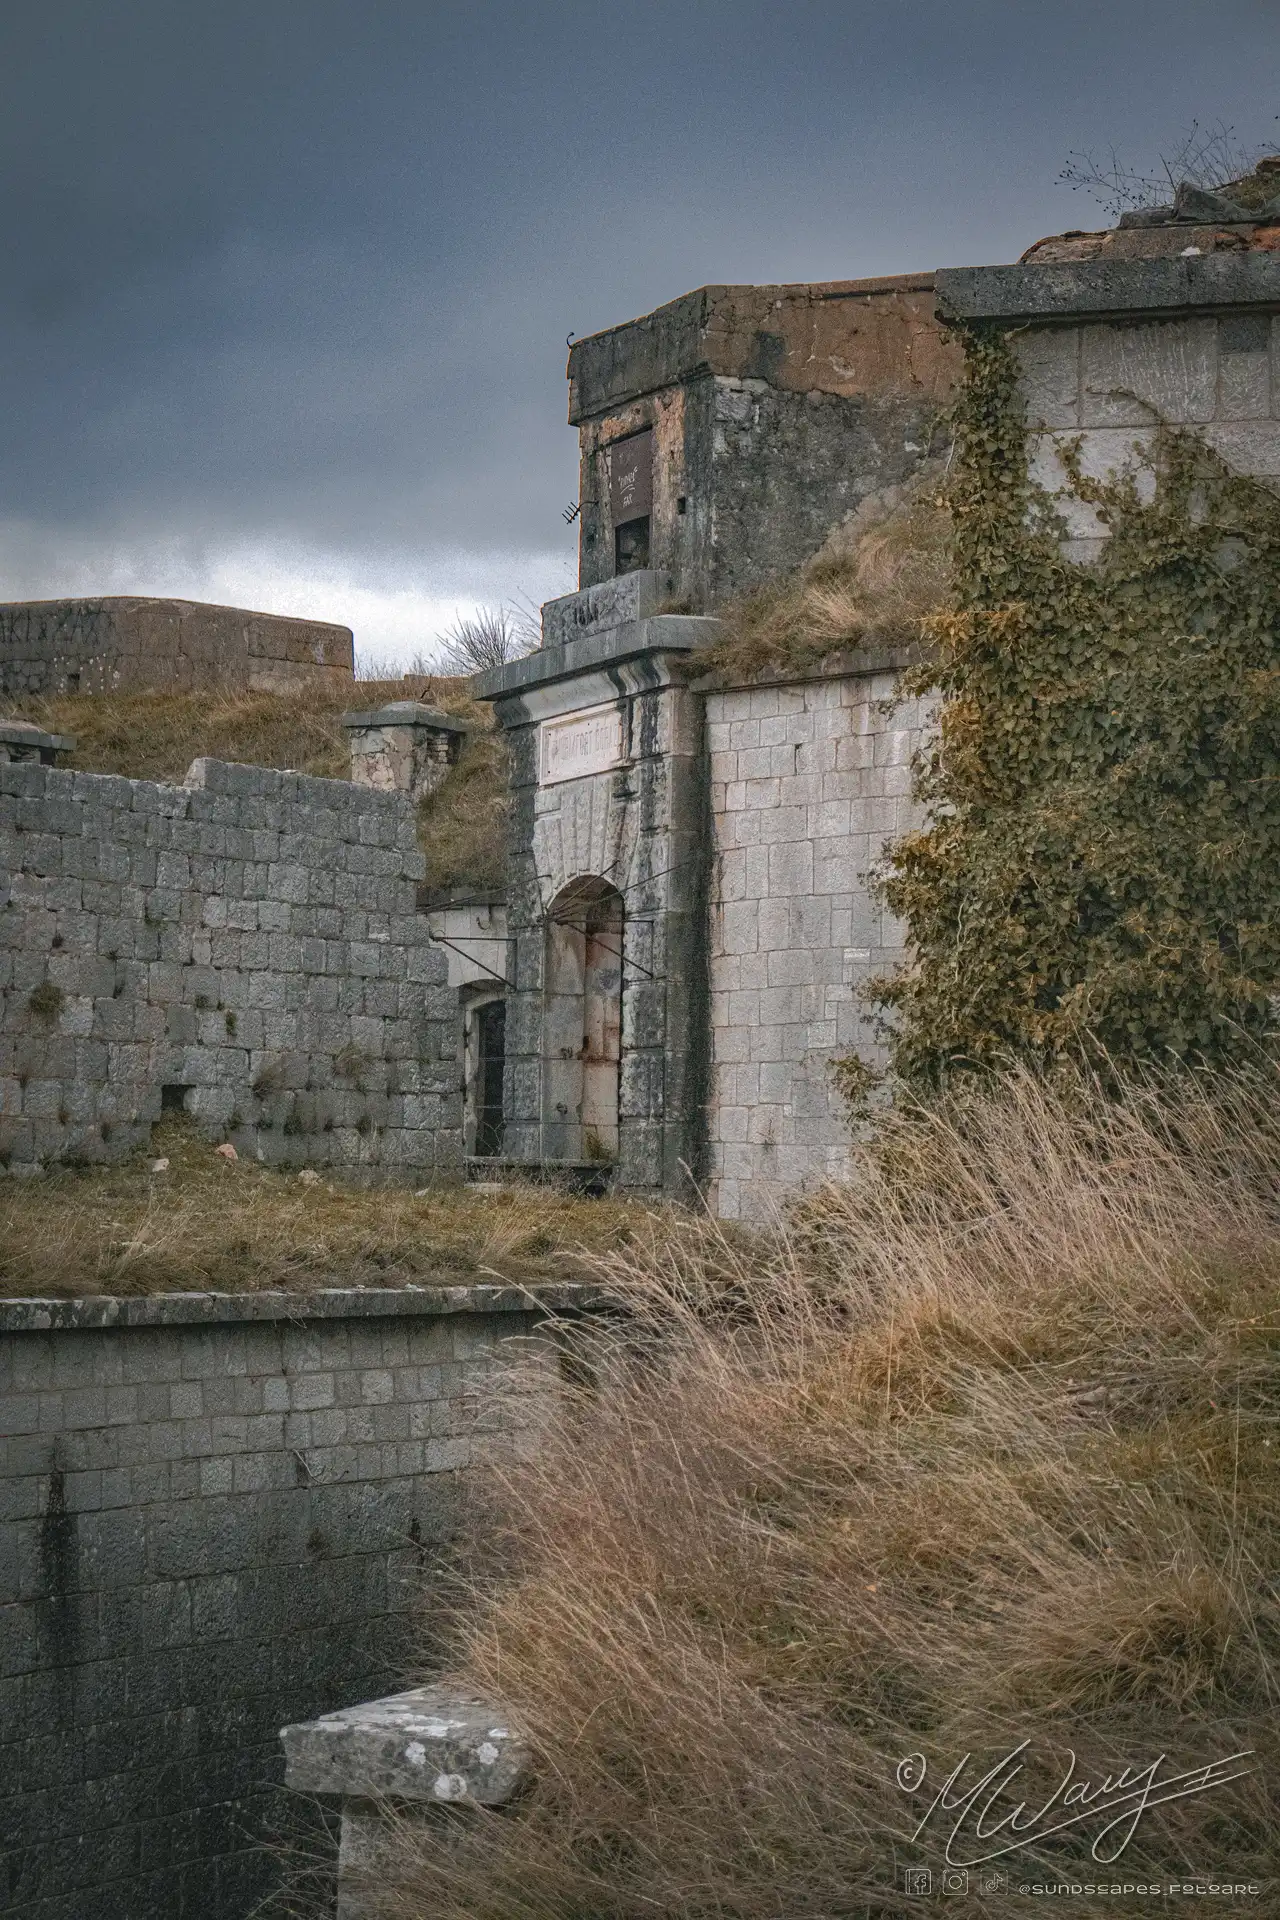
[0,757,461,1174]
[0,1285,572,1920]
[0,598,354,699]
[1013,312,1280,560]
[706,671,930,1221]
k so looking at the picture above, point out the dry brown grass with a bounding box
[695,470,952,686]
[7,671,513,890]
[7,671,484,785]
[0,1116,678,1298]
[361,1067,1280,1918]
[418,728,511,894]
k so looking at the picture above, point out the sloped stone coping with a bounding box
[281,1683,531,1806]
[340,702,474,734]
[0,1281,609,1333]
[0,719,75,759]
[936,251,1280,325]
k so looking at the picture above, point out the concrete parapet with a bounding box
[0,595,355,699]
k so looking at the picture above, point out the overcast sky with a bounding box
[1,2,1275,667]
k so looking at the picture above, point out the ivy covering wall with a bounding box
[870,329,1280,1086]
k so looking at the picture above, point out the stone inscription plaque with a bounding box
[540,702,626,785]
[608,429,653,525]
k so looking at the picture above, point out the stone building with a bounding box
[0,595,354,698]
[568,274,958,606]
[2,217,1278,1216]
[475,225,1280,1219]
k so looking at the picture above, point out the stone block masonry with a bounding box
[0,1284,582,1920]
[706,668,931,1221]
[0,597,354,700]
[0,757,461,1174]
[936,253,1280,567]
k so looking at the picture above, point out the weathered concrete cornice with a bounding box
[936,252,1280,326]
[470,614,722,706]
[568,274,939,419]
[281,1683,532,1806]
[0,1281,609,1334]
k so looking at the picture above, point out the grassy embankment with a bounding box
[361,1068,1280,1919]
[691,467,951,685]
[0,1116,670,1299]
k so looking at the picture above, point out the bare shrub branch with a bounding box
[433,605,537,675]
[1058,118,1274,215]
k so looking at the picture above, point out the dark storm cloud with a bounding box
[0,0,1276,604]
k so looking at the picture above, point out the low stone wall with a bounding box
[0,1283,585,1920]
[0,597,354,699]
[0,755,460,1175]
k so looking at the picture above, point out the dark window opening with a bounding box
[161,1083,191,1113]
[474,999,506,1157]
[615,516,650,575]
[676,495,687,514]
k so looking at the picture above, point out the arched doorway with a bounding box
[544,878,623,1163]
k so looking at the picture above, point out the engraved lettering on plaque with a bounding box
[540,703,626,785]
[608,429,653,524]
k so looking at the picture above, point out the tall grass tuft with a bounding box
[366,1067,1280,1918]
[694,471,951,686]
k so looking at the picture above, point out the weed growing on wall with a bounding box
[869,328,1280,1088]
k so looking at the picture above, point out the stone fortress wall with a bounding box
[4,204,1280,1920]
[944,255,1280,535]
[0,1285,574,1920]
[0,596,354,699]
[0,755,460,1176]
[705,253,1280,1217]
[704,665,932,1219]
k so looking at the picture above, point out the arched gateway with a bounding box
[544,878,624,1163]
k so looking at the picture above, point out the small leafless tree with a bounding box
[1058,119,1272,217]
[433,605,538,675]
